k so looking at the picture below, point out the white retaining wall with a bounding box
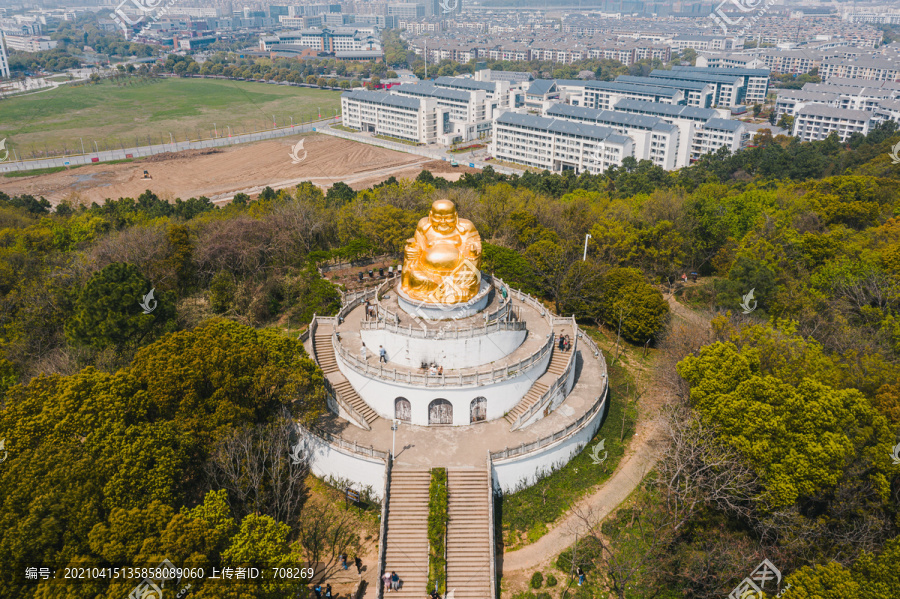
[299,428,387,500]
[359,328,527,369]
[491,392,609,494]
[337,350,552,426]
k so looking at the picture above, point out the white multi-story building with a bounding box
[820,57,900,82]
[491,112,633,175]
[690,119,749,161]
[617,75,715,108]
[433,76,513,109]
[2,35,56,52]
[577,80,685,110]
[260,27,381,54]
[792,105,876,142]
[0,31,8,79]
[544,103,681,170]
[341,90,440,144]
[392,83,496,142]
[775,89,842,119]
[671,66,770,104]
[612,99,731,167]
[649,69,746,107]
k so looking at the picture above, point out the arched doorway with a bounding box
[428,399,453,425]
[395,397,411,422]
[470,397,487,423]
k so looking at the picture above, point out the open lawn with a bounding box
[0,77,342,159]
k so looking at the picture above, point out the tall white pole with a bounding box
[583,233,592,261]
[424,39,427,79]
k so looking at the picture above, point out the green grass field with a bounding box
[0,77,342,159]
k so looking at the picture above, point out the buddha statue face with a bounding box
[429,200,458,235]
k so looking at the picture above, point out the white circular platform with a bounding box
[396,277,492,321]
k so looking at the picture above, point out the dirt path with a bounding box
[500,294,710,574]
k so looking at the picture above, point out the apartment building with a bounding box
[820,57,900,82]
[792,104,875,142]
[259,27,381,54]
[341,90,440,144]
[649,69,745,107]
[491,112,633,175]
[2,35,56,52]
[577,80,685,110]
[775,89,842,119]
[696,53,767,70]
[671,66,770,104]
[544,103,680,170]
[392,83,496,141]
[612,99,731,167]
[433,76,512,108]
[616,75,715,108]
[690,119,749,161]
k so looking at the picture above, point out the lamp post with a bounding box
[583,233,592,261]
[391,420,398,458]
[80,137,85,155]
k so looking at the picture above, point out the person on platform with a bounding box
[379,345,387,363]
[361,342,367,361]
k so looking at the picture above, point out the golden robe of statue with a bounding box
[401,199,482,303]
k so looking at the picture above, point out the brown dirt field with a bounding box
[0,134,479,206]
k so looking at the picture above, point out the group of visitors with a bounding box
[423,362,443,376]
[339,554,363,574]
[558,334,572,352]
[382,571,402,592]
[360,343,388,363]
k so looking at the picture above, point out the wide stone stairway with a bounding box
[447,468,493,599]
[383,468,431,598]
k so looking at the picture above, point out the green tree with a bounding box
[65,262,176,350]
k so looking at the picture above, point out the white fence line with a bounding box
[0,118,338,174]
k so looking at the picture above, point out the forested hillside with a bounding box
[0,123,898,597]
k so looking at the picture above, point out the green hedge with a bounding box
[427,468,448,595]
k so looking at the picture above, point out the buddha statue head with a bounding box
[429,199,458,235]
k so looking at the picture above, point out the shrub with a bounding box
[427,468,448,595]
[536,593,552,599]
[530,571,543,589]
[598,267,669,343]
[546,574,557,587]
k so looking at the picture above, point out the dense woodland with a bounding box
[0,122,899,598]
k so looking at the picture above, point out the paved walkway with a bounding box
[499,294,711,573]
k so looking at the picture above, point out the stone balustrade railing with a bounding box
[359,317,526,338]
[333,331,554,388]
[298,422,389,460]
[490,372,609,461]
[324,377,372,431]
[509,323,579,431]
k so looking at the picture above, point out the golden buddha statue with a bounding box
[401,199,482,304]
